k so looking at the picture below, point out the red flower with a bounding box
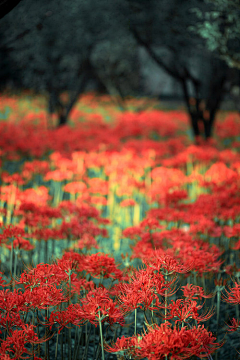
[82,253,125,280]
[106,322,220,359]
[47,308,77,333]
[222,281,240,305]
[165,298,214,324]
[144,252,192,275]
[0,324,45,359]
[227,318,240,332]
[69,288,125,327]
[23,284,66,310]
[117,266,169,312]
[181,284,213,301]
[105,335,138,357]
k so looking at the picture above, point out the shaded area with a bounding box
[0,0,22,19]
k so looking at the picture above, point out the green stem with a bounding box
[135,308,137,335]
[68,271,72,360]
[45,307,50,360]
[73,326,83,360]
[216,289,221,332]
[10,242,13,288]
[98,312,105,360]
[44,240,48,264]
[236,304,239,322]
[13,248,19,287]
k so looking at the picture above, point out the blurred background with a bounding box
[0,0,240,137]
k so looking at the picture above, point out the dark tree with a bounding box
[0,0,139,126]
[0,0,22,19]
[126,0,232,141]
[190,0,240,113]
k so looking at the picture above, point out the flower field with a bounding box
[0,93,240,359]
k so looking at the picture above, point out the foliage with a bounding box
[190,0,240,69]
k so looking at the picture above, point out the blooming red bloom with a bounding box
[222,281,240,305]
[105,335,138,357]
[47,308,77,333]
[0,324,45,359]
[15,263,69,289]
[23,284,66,310]
[181,284,213,301]
[227,317,240,332]
[165,298,214,324]
[144,251,192,275]
[64,181,87,194]
[82,253,125,280]
[105,322,221,359]
[68,288,125,327]
[117,266,169,312]
[5,237,34,251]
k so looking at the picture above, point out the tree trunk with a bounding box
[58,113,68,126]
[189,113,201,138]
[202,111,215,140]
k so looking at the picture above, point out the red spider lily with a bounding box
[117,266,171,312]
[222,281,240,305]
[23,284,67,310]
[59,216,105,241]
[181,284,213,301]
[5,237,34,251]
[164,298,214,324]
[68,288,125,327]
[70,277,95,295]
[18,186,50,207]
[0,353,11,359]
[73,234,99,251]
[1,172,26,186]
[32,228,64,242]
[15,263,69,289]
[46,308,78,333]
[44,169,73,182]
[0,272,6,287]
[64,181,87,194]
[20,213,51,229]
[82,253,125,281]
[140,218,163,231]
[22,159,50,179]
[227,317,240,332]
[0,324,47,359]
[104,335,138,357]
[0,313,25,334]
[144,251,193,275]
[60,250,85,262]
[87,178,109,195]
[0,225,25,244]
[89,195,108,205]
[105,322,221,359]
[0,185,20,205]
[18,203,62,219]
[122,226,143,240]
[204,162,237,185]
[56,258,79,275]
[151,166,186,187]
[0,289,27,314]
[120,198,137,207]
[164,189,188,206]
